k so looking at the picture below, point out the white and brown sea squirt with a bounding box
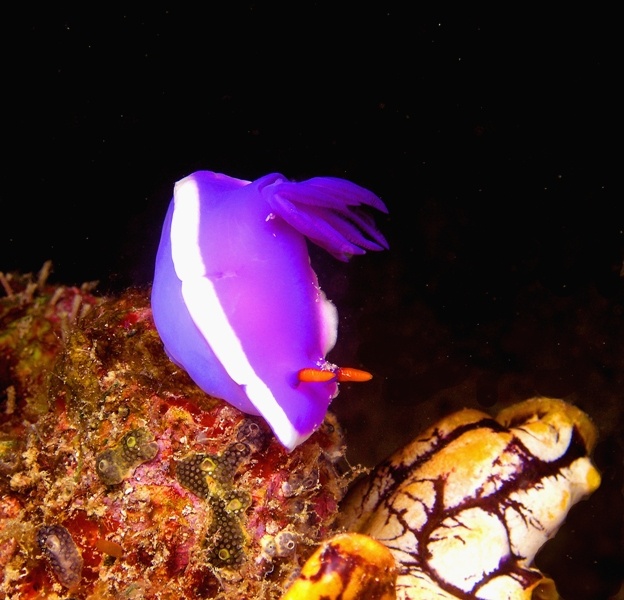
[284,397,600,600]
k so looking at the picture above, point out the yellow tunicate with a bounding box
[587,464,601,492]
[281,533,396,600]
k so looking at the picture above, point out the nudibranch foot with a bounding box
[152,170,388,450]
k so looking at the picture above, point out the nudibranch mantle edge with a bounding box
[151,170,388,450]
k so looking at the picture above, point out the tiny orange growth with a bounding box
[336,367,373,382]
[95,538,124,559]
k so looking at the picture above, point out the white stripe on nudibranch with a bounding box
[170,178,303,450]
[170,178,207,280]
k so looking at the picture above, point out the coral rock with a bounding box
[0,267,352,599]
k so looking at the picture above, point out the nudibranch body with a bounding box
[152,171,388,450]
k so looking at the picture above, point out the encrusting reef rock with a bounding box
[0,264,607,599]
[0,264,356,599]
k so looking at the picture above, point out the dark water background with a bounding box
[2,5,622,598]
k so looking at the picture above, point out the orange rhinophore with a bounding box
[297,368,337,382]
[297,367,373,383]
[335,367,373,382]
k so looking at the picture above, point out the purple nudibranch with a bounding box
[151,171,388,450]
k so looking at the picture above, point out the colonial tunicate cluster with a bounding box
[175,418,267,568]
[37,524,84,589]
[175,422,265,494]
[272,531,298,558]
[0,269,370,598]
[174,453,215,499]
[206,492,252,567]
[96,426,159,485]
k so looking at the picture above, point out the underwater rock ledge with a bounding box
[0,266,355,599]
[0,265,607,599]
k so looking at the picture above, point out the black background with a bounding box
[3,5,618,291]
[2,5,622,598]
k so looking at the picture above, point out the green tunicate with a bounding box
[206,496,246,567]
[173,420,266,570]
[174,453,215,499]
[96,427,158,485]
